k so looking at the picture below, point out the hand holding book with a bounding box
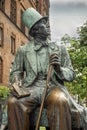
[11,83,30,98]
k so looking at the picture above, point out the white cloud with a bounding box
[50,0,87,41]
[51,0,87,4]
[50,15,85,39]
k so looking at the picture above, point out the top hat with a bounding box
[22,7,48,35]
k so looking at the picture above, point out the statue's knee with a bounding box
[56,94,68,106]
[7,97,17,106]
[46,89,68,106]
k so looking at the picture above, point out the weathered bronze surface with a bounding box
[7,7,87,130]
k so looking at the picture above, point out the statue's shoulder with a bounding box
[48,41,61,50]
[19,39,34,52]
[49,41,66,48]
[48,41,67,55]
[48,41,56,47]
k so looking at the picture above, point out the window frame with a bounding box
[21,10,25,33]
[0,0,5,11]
[11,35,16,55]
[0,26,4,47]
[0,57,3,83]
[10,0,17,24]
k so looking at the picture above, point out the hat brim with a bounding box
[29,16,48,35]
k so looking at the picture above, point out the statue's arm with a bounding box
[54,45,75,82]
[9,46,24,85]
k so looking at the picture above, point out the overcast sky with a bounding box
[50,0,87,41]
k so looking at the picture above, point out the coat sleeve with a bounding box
[9,46,24,84]
[55,44,75,82]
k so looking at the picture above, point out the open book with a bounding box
[11,83,30,98]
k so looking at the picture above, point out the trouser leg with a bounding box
[46,88,72,130]
[7,96,36,130]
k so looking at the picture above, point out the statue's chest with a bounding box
[36,47,49,73]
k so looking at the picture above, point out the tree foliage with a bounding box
[77,21,87,46]
[61,22,87,104]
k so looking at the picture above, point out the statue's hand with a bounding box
[49,53,60,72]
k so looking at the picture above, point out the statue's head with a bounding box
[22,8,50,39]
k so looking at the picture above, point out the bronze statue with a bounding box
[7,8,87,130]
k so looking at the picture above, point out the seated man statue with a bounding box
[7,7,87,130]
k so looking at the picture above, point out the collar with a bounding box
[34,39,49,51]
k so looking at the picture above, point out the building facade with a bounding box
[0,0,50,85]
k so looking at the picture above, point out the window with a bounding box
[11,36,15,54]
[29,0,36,5]
[0,27,3,47]
[21,10,25,33]
[36,0,39,11]
[10,0,17,23]
[0,57,3,83]
[0,0,5,11]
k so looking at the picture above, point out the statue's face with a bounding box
[30,19,50,39]
[37,19,50,36]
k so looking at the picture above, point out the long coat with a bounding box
[10,39,87,129]
[10,39,75,86]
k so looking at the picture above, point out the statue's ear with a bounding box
[30,27,38,37]
[30,23,39,36]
